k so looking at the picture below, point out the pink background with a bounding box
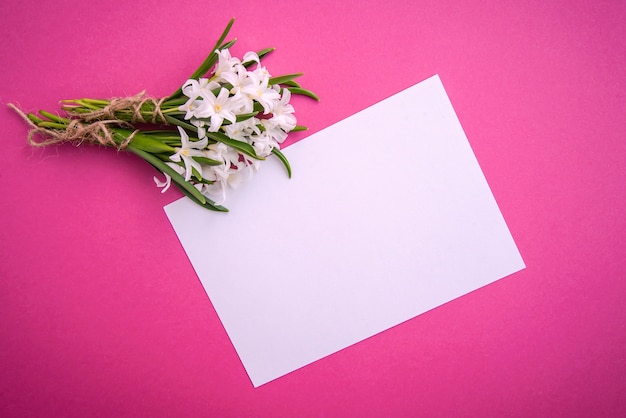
[1,1,624,416]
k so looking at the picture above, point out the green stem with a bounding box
[271,148,291,178]
[167,18,236,100]
[126,144,208,205]
[39,110,70,124]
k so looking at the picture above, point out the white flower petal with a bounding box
[153,173,172,193]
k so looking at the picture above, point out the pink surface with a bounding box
[0,0,624,416]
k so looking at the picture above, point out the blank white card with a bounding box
[165,75,525,387]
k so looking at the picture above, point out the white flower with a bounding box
[198,162,253,205]
[220,65,255,113]
[222,117,261,142]
[252,65,271,82]
[241,70,280,114]
[222,123,248,143]
[204,142,240,168]
[261,118,288,144]
[179,78,220,120]
[242,51,260,67]
[221,64,251,92]
[190,118,207,140]
[227,159,255,188]
[153,162,188,193]
[197,142,256,205]
[269,88,297,132]
[250,130,279,158]
[199,182,226,205]
[169,126,209,181]
[169,48,302,207]
[153,173,171,193]
[194,87,243,132]
[179,97,203,120]
[214,49,241,82]
[182,78,219,99]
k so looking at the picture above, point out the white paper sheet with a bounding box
[164,75,525,387]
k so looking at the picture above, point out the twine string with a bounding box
[68,91,168,124]
[8,103,138,150]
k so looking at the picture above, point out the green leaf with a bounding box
[236,112,259,122]
[125,131,176,153]
[257,47,274,60]
[27,113,44,124]
[192,156,222,166]
[138,130,181,140]
[217,39,237,51]
[161,111,187,119]
[191,166,203,181]
[126,144,207,205]
[38,121,67,129]
[214,17,236,53]
[289,87,320,101]
[252,102,264,113]
[206,131,263,160]
[280,80,302,88]
[189,37,237,83]
[162,97,188,107]
[291,125,308,132]
[269,73,303,86]
[167,18,236,100]
[39,110,70,124]
[163,115,198,133]
[272,147,292,178]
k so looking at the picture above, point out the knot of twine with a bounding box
[8,103,138,150]
[69,91,167,124]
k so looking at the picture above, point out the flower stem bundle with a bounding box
[10,18,318,212]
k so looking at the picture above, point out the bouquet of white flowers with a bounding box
[9,18,318,212]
